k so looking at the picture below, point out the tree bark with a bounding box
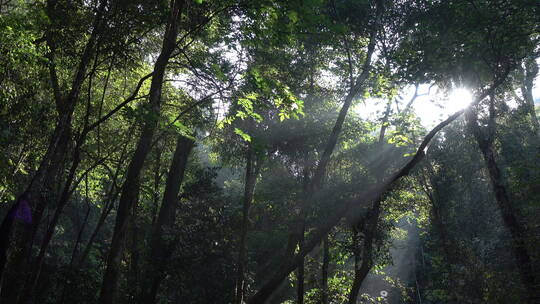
[321,235,329,304]
[99,1,185,303]
[247,83,503,304]
[128,197,141,302]
[138,135,194,303]
[347,226,362,304]
[272,24,378,302]
[234,144,261,304]
[466,106,538,304]
[297,229,305,304]
[78,120,136,268]
[296,155,311,304]
[0,0,108,301]
[347,95,393,303]
[347,206,377,304]
[521,57,539,134]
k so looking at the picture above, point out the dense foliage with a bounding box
[0,0,538,303]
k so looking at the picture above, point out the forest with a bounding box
[0,0,539,303]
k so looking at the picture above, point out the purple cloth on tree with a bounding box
[13,199,32,224]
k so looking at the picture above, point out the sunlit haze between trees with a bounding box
[0,1,538,303]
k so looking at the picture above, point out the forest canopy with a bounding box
[0,0,539,303]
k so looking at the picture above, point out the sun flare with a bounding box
[446,88,473,113]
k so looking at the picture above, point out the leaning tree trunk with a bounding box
[0,1,108,301]
[247,75,505,304]
[347,97,392,303]
[347,200,380,304]
[138,135,194,303]
[98,1,185,303]
[466,106,538,304]
[272,26,378,302]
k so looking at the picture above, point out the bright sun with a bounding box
[354,86,476,128]
[446,88,473,113]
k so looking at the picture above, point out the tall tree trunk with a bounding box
[466,106,538,304]
[248,69,508,304]
[347,205,378,304]
[99,1,185,303]
[272,28,378,303]
[296,155,310,304]
[296,229,305,304]
[521,57,539,134]
[59,186,92,304]
[347,226,362,304]
[234,145,261,304]
[78,123,135,268]
[0,0,108,301]
[347,96,393,303]
[151,146,164,226]
[138,135,194,303]
[321,235,329,304]
[128,198,141,302]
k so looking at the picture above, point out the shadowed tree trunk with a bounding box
[139,135,194,303]
[347,225,362,304]
[247,81,504,304]
[274,24,378,302]
[297,225,305,304]
[321,235,329,304]
[234,144,261,304]
[99,1,185,303]
[77,122,136,268]
[521,57,539,134]
[0,0,109,301]
[347,207,377,304]
[347,98,392,303]
[296,152,310,304]
[270,5,382,301]
[466,103,539,304]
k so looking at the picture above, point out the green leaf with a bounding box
[234,128,251,142]
[287,11,298,24]
[173,121,194,139]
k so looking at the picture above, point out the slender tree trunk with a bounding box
[270,29,378,303]
[59,184,92,304]
[296,156,310,304]
[521,57,539,134]
[347,96,393,303]
[128,199,141,302]
[466,107,538,304]
[69,180,92,268]
[0,1,108,301]
[78,123,134,268]
[297,229,305,304]
[138,135,194,304]
[347,226,362,304]
[321,235,329,304]
[21,138,85,303]
[99,1,185,303]
[77,191,117,267]
[347,204,378,304]
[234,145,261,304]
[151,147,164,226]
[248,63,506,304]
